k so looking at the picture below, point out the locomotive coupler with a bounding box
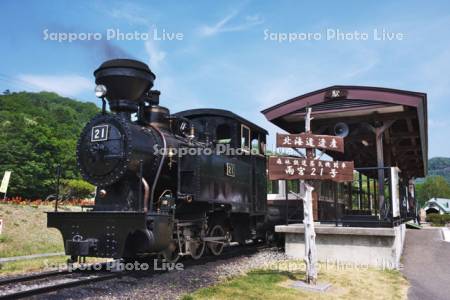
[66,236,98,257]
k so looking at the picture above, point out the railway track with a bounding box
[0,244,270,299]
[0,262,119,299]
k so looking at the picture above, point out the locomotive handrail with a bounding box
[148,124,166,213]
[142,177,149,212]
[138,160,149,212]
[138,160,144,211]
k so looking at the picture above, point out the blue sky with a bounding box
[1,0,450,158]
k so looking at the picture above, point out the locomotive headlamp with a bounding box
[95,84,107,98]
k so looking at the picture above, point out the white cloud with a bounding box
[256,75,301,109]
[144,39,166,72]
[340,52,379,80]
[198,11,264,37]
[105,2,152,26]
[109,9,149,26]
[17,74,92,97]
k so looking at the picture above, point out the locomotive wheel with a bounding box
[160,240,181,263]
[189,239,205,260]
[207,225,225,256]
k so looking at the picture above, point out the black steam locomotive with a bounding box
[47,59,268,262]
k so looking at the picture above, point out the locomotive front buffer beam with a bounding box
[47,211,172,259]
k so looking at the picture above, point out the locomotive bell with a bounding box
[334,122,349,137]
[94,59,156,112]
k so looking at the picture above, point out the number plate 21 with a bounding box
[225,162,235,177]
[91,125,109,142]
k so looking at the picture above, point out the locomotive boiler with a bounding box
[47,59,268,262]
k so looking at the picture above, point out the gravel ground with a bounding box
[35,248,288,300]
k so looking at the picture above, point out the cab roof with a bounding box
[175,108,268,135]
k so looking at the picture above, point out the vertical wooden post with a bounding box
[375,129,385,218]
[302,107,317,284]
[285,180,289,225]
[302,181,317,284]
[368,120,395,219]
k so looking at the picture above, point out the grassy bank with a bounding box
[0,203,80,275]
[183,263,408,300]
[0,203,72,257]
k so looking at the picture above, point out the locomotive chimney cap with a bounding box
[94,59,156,103]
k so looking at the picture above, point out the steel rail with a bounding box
[0,269,71,286]
[0,273,119,299]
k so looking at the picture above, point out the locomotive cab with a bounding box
[175,109,268,243]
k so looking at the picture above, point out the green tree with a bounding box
[416,175,450,207]
[61,179,95,199]
[0,91,99,199]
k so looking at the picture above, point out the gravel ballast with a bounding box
[35,248,288,300]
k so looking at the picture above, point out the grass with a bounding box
[0,203,80,258]
[0,203,82,275]
[183,262,409,300]
[0,256,68,275]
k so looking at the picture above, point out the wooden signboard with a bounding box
[276,133,344,153]
[268,156,354,182]
[269,108,354,285]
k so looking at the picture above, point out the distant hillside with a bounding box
[428,157,450,183]
[0,91,99,198]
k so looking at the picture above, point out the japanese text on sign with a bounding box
[276,133,344,153]
[268,156,354,182]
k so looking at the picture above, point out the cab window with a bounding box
[251,132,267,155]
[241,125,250,151]
[216,124,231,144]
[260,141,266,154]
[251,132,259,154]
[251,138,259,154]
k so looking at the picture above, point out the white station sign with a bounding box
[0,171,12,194]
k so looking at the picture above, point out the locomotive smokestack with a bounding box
[94,59,156,114]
